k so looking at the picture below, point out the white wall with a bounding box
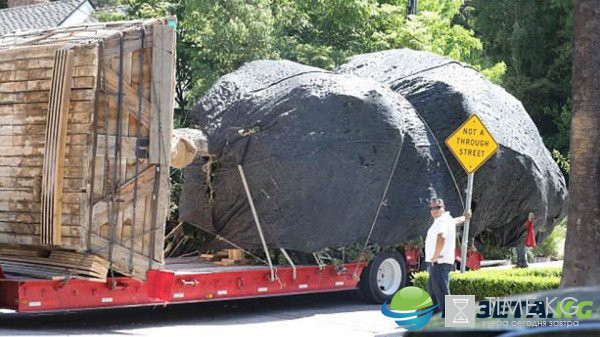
[59,0,95,27]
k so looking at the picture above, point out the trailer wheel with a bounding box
[357,251,407,304]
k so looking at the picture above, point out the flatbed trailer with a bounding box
[0,256,368,313]
[0,248,485,313]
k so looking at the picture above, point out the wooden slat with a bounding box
[0,212,80,225]
[92,166,156,225]
[0,249,108,280]
[0,77,95,93]
[96,135,140,159]
[0,53,97,71]
[0,222,81,237]
[103,66,151,130]
[0,233,80,247]
[103,29,153,59]
[90,232,156,280]
[0,44,65,63]
[0,100,92,115]
[0,88,94,104]
[149,22,176,263]
[0,44,96,63]
[41,48,75,246]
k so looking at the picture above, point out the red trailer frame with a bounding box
[0,257,368,313]
[0,248,486,314]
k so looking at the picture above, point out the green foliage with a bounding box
[94,10,128,22]
[418,0,463,18]
[181,0,279,99]
[402,236,425,250]
[532,218,566,258]
[477,242,514,261]
[480,61,506,85]
[102,0,505,103]
[465,0,573,160]
[412,267,561,300]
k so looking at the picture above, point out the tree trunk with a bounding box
[561,0,600,287]
[170,128,208,169]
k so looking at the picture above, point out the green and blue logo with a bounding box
[381,286,438,330]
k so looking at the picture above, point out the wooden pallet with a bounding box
[0,246,109,280]
[200,249,248,266]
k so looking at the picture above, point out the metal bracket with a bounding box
[279,248,297,280]
[313,253,326,271]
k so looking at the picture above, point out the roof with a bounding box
[0,0,96,36]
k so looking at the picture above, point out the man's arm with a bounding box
[455,210,473,226]
[431,234,445,262]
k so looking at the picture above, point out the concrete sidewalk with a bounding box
[482,260,563,270]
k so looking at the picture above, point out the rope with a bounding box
[413,111,465,209]
[389,60,473,208]
[352,134,404,278]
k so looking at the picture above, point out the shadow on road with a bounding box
[0,290,380,335]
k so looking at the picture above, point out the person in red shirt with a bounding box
[516,212,536,268]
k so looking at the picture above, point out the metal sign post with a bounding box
[460,173,474,273]
[445,114,498,273]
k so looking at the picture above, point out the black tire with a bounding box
[356,251,408,304]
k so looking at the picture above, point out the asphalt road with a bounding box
[0,290,404,337]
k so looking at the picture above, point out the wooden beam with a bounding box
[40,48,75,246]
[149,23,175,166]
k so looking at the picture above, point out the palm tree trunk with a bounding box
[561,0,600,287]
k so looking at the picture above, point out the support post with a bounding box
[238,165,276,281]
[279,248,297,280]
[460,173,474,273]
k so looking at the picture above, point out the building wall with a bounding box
[60,0,94,27]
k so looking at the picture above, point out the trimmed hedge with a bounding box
[411,267,561,300]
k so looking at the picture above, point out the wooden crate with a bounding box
[0,19,176,279]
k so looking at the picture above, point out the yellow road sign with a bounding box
[445,114,498,174]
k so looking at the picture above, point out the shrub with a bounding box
[411,267,561,300]
[532,219,566,259]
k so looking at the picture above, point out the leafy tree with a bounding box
[101,0,504,110]
[180,0,279,99]
[464,0,573,162]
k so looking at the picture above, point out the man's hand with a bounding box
[454,210,472,226]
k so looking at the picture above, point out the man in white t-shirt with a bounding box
[425,198,471,314]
